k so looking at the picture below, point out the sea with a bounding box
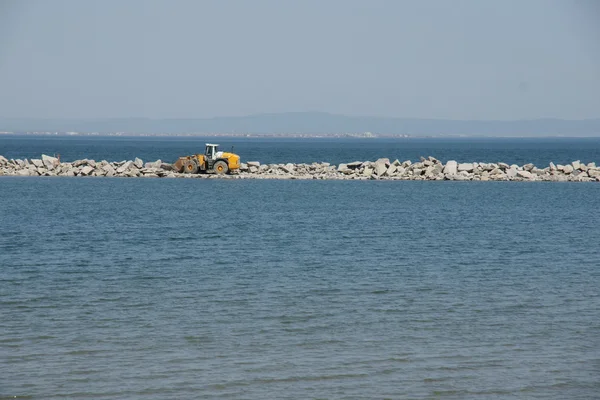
[1,135,600,399]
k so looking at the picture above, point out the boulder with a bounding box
[517,170,534,179]
[80,166,94,176]
[549,162,557,171]
[280,163,295,174]
[247,161,260,167]
[134,157,144,169]
[572,160,581,170]
[41,154,59,170]
[430,164,444,176]
[375,158,390,167]
[588,169,600,178]
[102,164,116,174]
[457,162,474,172]
[337,163,348,172]
[31,159,44,168]
[374,161,387,176]
[384,164,397,176]
[362,167,374,176]
[116,161,133,174]
[346,161,363,169]
[0,155,8,165]
[563,165,574,174]
[506,168,517,178]
[443,160,458,175]
[16,169,31,176]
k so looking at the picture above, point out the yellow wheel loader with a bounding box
[173,143,241,175]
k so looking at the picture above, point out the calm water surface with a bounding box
[1,177,599,399]
[1,135,600,166]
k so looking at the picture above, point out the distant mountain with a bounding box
[1,112,600,136]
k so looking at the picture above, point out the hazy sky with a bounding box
[0,0,598,119]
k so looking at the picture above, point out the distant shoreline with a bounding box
[2,112,600,137]
[1,132,600,139]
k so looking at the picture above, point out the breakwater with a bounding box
[1,154,599,181]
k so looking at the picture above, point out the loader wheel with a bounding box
[214,160,229,175]
[183,159,199,174]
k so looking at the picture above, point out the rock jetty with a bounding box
[0,154,599,182]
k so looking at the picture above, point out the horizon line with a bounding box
[1,112,599,122]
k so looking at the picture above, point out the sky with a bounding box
[0,0,598,120]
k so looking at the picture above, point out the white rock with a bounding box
[247,161,260,167]
[281,163,295,173]
[443,160,458,175]
[41,154,59,170]
[517,170,534,179]
[384,164,397,176]
[374,161,387,176]
[588,169,600,178]
[457,162,474,172]
[80,166,94,176]
[116,161,133,174]
[102,164,115,174]
[134,157,144,169]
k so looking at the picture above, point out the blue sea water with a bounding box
[1,135,600,166]
[1,137,600,399]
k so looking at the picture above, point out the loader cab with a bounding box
[205,144,219,160]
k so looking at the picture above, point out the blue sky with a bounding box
[0,0,598,119]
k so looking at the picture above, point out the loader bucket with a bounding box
[173,157,187,173]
